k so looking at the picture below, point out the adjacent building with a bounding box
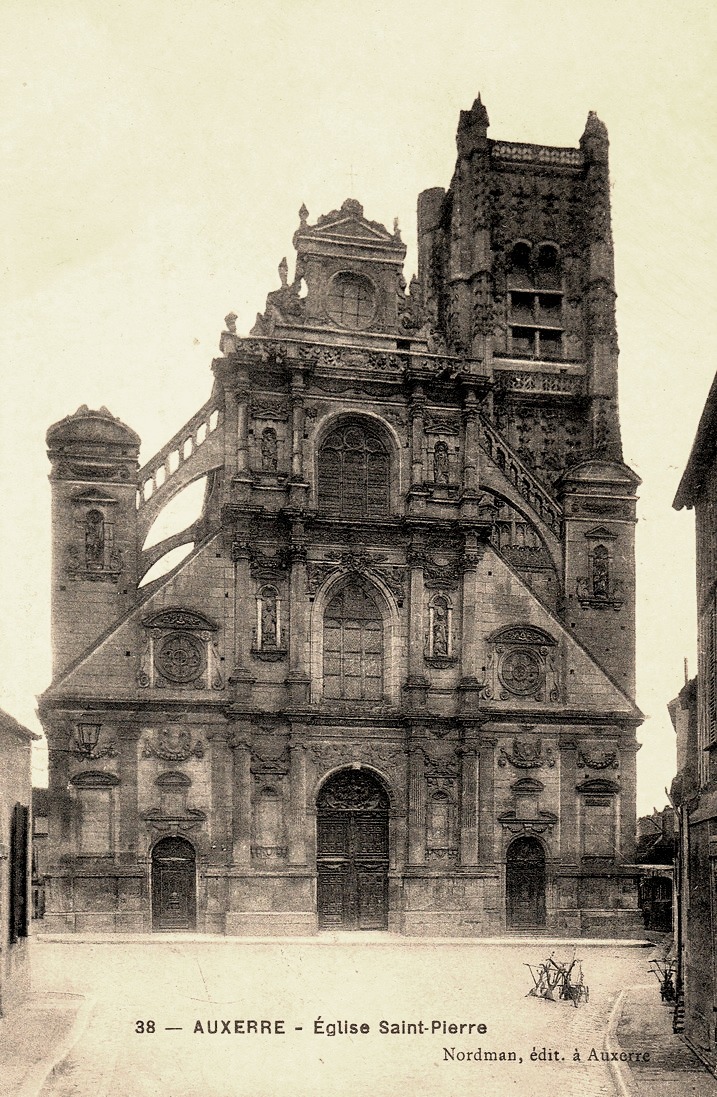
[39,97,643,937]
[672,375,717,1058]
[0,709,36,1014]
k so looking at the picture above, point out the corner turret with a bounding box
[46,406,141,675]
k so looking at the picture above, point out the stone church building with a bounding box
[40,97,643,936]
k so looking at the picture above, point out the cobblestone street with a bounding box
[29,937,653,1097]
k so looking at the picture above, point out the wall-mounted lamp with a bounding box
[75,722,116,759]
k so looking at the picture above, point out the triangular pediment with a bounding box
[311,215,393,243]
[293,199,406,259]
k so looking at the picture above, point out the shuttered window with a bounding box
[318,424,389,518]
[9,803,29,943]
[323,583,383,700]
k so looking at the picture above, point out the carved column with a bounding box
[208,729,232,862]
[478,737,496,865]
[459,532,482,711]
[290,368,306,480]
[286,521,310,705]
[231,733,252,866]
[229,539,255,702]
[407,746,426,865]
[404,537,429,708]
[409,382,426,486]
[459,744,479,866]
[288,738,308,865]
[236,370,250,477]
[559,740,578,863]
[461,385,480,496]
[118,725,141,858]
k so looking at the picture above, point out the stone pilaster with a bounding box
[460,385,480,499]
[290,369,306,480]
[459,744,479,866]
[208,729,232,862]
[478,737,496,865]
[404,537,429,709]
[288,738,308,865]
[236,371,250,477]
[286,521,310,706]
[409,383,426,486]
[46,722,72,859]
[458,533,483,711]
[229,539,255,703]
[118,725,141,857]
[407,746,426,865]
[231,732,252,866]
[559,739,578,864]
[619,739,639,862]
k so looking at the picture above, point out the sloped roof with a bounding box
[674,371,717,509]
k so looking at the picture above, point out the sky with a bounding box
[1,1,715,811]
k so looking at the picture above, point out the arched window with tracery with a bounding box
[318,422,390,518]
[323,581,383,701]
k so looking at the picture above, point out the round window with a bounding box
[498,648,543,697]
[326,272,377,330]
[156,632,205,684]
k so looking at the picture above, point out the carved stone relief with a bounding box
[498,737,556,769]
[143,727,205,762]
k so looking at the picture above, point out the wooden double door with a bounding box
[506,836,546,928]
[151,836,196,931]
[317,770,389,930]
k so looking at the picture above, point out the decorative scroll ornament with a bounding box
[498,737,555,769]
[73,736,118,761]
[483,626,560,703]
[248,546,290,580]
[576,748,619,770]
[143,728,204,762]
[306,550,405,601]
[422,749,460,779]
[308,744,403,777]
[317,770,389,812]
[423,558,461,591]
[141,807,206,833]
[497,810,558,835]
[138,609,223,691]
[251,749,290,776]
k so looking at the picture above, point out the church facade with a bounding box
[40,98,643,936]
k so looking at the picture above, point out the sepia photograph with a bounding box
[1,2,716,1095]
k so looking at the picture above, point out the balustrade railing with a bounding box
[479,416,562,535]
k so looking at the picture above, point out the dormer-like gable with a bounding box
[252,198,424,347]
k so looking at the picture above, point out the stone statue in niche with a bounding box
[261,590,278,647]
[592,545,610,598]
[85,509,105,568]
[432,598,449,656]
[261,427,278,472]
[433,441,450,485]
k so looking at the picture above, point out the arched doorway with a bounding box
[151,836,196,931]
[316,769,389,930]
[506,836,546,928]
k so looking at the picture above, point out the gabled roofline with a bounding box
[674,371,717,510]
[0,708,41,742]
